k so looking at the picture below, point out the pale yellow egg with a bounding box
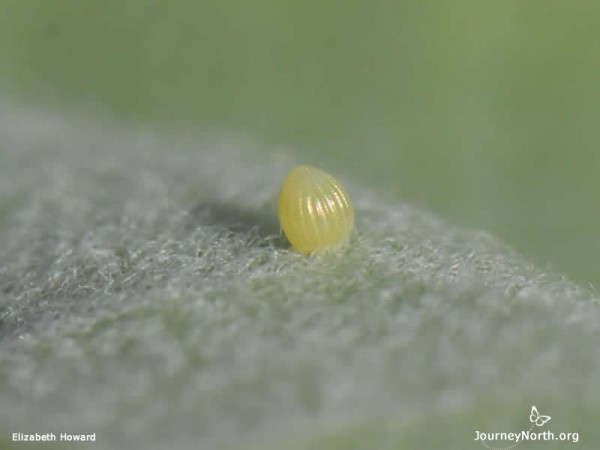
[278,165,355,254]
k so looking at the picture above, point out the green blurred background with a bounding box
[1,0,599,286]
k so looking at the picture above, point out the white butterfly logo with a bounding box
[529,405,551,427]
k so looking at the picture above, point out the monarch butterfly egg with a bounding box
[278,165,355,255]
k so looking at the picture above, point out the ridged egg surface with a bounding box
[278,165,355,255]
